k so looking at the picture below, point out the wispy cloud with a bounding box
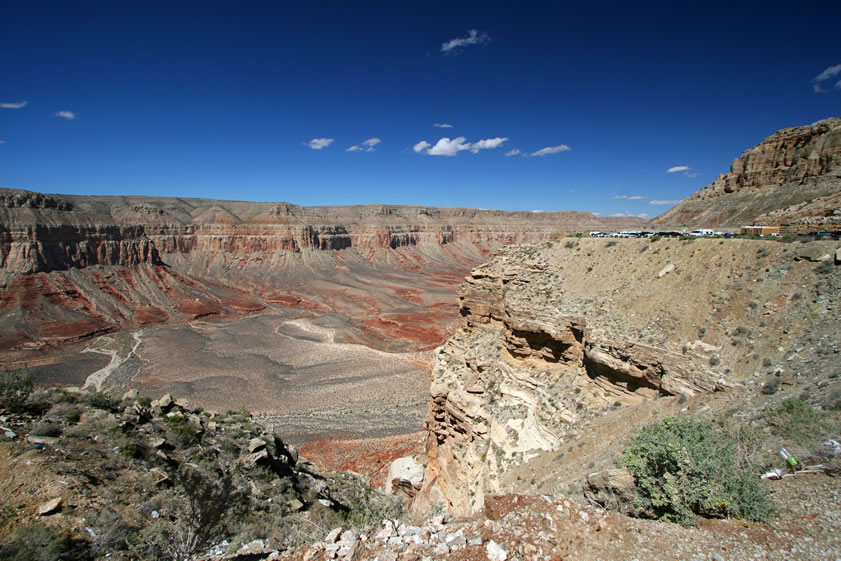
[650,200,681,205]
[414,136,508,156]
[441,29,490,54]
[413,140,431,153]
[469,137,508,153]
[55,110,75,120]
[308,137,334,150]
[531,144,571,157]
[505,149,521,157]
[813,63,841,93]
[347,137,381,152]
[613,195,645,200]
[434,123,453,128]
[0,140,6,144]
[1,101,27,109]
[611,212,650,218]
[667,165,697,178]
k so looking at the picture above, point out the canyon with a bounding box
[1,118,840,560]
[0,190,640,441]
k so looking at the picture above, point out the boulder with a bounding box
[122,389,138,401]
[248,438,266,453]
[585,468,636,513]
[384,456,424,495]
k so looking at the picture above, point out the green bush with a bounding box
[649,235,662,242]
[0,372,34,413]
[768,398,837,446]
[83,392,118,411]
[621,416,773,524]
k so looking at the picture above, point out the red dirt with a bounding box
[298,432,426,488]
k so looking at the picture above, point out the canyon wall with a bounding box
[419,237,841,515]
[0,189,643,357]
[651,117,841,228]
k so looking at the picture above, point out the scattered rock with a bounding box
[486,539,508,561]
[38,497,62,516]
[657,263,675,278]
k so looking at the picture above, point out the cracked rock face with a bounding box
[651,117,841,228]
[420,237,841,515]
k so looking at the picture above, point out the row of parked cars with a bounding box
[590,229,745,239]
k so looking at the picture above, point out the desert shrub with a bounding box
[30,421,62,437]
[761,378,781,395]
[89,508,135,555]
[64,408,81,424]
[767,398,837,446]
[564,240,577,249]
[132,466,248,561]
[83,392,118,411]
[0,522,90,561]
[816,261,834,274]
[0,372,34,413]
[605,240,617,247]
[649,235,662,242]
[165,415,201,447]
[621,416,773,524]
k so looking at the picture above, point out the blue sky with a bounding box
[1,1,840,217]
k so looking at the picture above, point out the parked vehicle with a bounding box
[689,229,714,237]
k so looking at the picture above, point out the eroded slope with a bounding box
[421,237,841,514]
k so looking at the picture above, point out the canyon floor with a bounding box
[4,306,432,444]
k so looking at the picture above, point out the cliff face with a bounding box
[0,189,643,356]
[420,237,841,515]
[0,189,642,273]
[651,118,841,228]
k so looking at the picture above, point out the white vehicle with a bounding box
[689,229,714,237]
[589,231,602,237]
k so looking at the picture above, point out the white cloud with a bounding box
[469,137,508,153]
[667,165,690,173]
[531,210,545,213]
[613,195,645,200]
[441,29,490,54]
[427,136,471,156]
[1,101,27,109]
[55,110,75,120]
[414,136,508,156]
[413,140,431,153]
[650,199,681,205]
[0,140,6,144]
[434,123,453,128]
[611,212,650,218]
[347,137,381,152]
[505,149,521,157]
[530,144,571,157]
[308,137,334,150]
[814,64,841,92]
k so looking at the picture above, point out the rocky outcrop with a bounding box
[651,118,841,228]
[420,237,841,515]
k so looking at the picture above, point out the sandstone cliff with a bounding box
[0,188,642,356]
[651,117,841,228]
[420,237,841,515]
